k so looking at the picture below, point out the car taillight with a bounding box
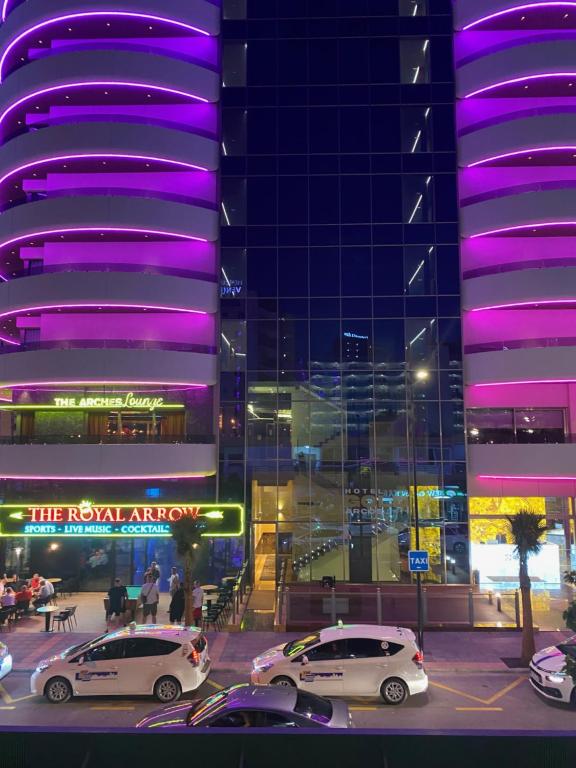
[412,650,424,667]
[187,648,200,667]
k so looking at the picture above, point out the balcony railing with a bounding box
[0,434,214,445]
[8,263,217,283]
[0,339,217,355]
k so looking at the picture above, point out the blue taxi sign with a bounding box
[408,550,429,572]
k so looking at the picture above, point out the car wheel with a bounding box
[380,677,408,705]
[453,542,466,554]
[153,676,182,703]
[270,676,296,688]
[44,677,72,704]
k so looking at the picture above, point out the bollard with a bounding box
[330,587,337,624]
[514,589,521,628]
[468,588,474,627]
[495,592,502,612]
[488,590,493,605]
[376,587,382,625]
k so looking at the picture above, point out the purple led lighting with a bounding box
[0,472,213,480]
[467,146,576,167]
[5,379,209,388]
[462,2,576,30]
[0,11,211,82]
[0,302,209,320]
[464,73,576,99]
[0,81,209,128]
[1,0,10,22]
[474,378,576,387]
[470,299,576,311]
[478,473,576,480]
[0,154,208,188]
[469,221,576,238]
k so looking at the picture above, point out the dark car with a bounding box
[136,683,352,729]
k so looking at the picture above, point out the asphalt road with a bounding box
[0,666,574,732]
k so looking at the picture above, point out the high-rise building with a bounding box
[455,1,576,590]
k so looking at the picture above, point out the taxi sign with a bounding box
[408,550,429,572]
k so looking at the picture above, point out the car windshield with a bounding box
[186,684,249,725]
[283,633,321,657]
[294,690,333,721]
[64,634,108,658]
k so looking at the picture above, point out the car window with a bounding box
[283,633,321,657]
[123,638,180,658]
[84,640,124,662]
[209,711,254,728]
[259,712,298,728]
[345,638,404,658]
[303,640,347,662]
[294,690,333,721]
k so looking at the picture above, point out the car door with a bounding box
[291,640,346,695]
[206,710,257,728]
[340,638,404,695]
[71,639,125,695]
[122,637,182,694]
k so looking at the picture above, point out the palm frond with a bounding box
[170,515,207,557]
[506,510,548,559]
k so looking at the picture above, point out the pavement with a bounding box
[0,627,574,732]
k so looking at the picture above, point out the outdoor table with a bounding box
[47,578,62,583]
[201,584,219,609]
[36,605,59,632]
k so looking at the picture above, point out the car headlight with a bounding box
[546,674,566,684]
[35,664,50,674]
[254,663,274,673]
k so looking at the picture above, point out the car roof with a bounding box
[195,685,298,719]
[103,624,201,643]
[319,624,414,642]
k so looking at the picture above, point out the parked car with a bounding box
[251,623,427,705]
[530,638,576,705]
[0,641,12,681]
[137,683,352,729]
[31,624,210,704]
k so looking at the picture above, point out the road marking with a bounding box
[0,706,15,710]
[90,706,135,711]
[430,681,486,704]
[205,679,224,690]
[484,676,526,704]
[455,707,503,712]
[0,683,13,704]
[349,706,378,711]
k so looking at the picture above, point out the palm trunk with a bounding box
[519,556,535,665]
[183,552,194,626]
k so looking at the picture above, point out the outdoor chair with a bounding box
[52,609,73,632]
[63,605,78,628]
[203,605,225,631]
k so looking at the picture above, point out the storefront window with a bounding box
[467,408,565,444]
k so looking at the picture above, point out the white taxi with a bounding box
[31,624,210,704]
[0,641,12,681]
[251,623,427,705]
[530,638,576,705]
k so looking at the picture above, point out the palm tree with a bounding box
[171,515,207,625]
[564,570,576,587]
[507,510,548,665]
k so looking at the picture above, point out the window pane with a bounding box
[515,409,565,444]
[403,175,434,223]
[404,246,436,295]
[399,0,427,15]
[467,409,513,444]
[222,109,247,155]
[401,107,433,153]
[400,39,431,84]
[223,42,247,87]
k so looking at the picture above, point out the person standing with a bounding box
[192,580,204,628]
[148,561,160,586]
[169,584,185,623]
[107,578,128,628]
[168,567,180,597]
[140,574,159,624]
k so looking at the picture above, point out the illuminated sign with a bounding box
[343,332,368,340]
[0,393,184,411]
[0,501,244,538]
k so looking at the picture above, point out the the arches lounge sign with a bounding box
[0,501,244,538]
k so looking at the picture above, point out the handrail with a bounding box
[0,339,217,355]
[0,434,214,445]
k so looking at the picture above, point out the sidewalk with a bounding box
[4,627,572,674]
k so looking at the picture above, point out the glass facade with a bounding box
[219,0,466,586]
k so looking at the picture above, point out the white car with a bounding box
[251,623,427,705]
[31,624,210,704]
[530,638,576,705]
[0,641,12,680]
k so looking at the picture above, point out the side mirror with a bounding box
[300,655,309,666]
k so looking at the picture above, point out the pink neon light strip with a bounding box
[1,0,10,22]
[0,472,213,480]
[6,379,209,388]
[0,11,211,81]
[464,73,576,99]
[474,378,576,386]
[467,145,576,168]
[0,153,209,188]
[469,221,576,238]
[0,302,209,320]
[462,2,576,31]
[0,81,209,128]
[0,226,207,253]
[478,473,576,481]
[470,298,576,311]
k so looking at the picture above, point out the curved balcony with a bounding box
[462,266,576,311]
[0,346,217,388]
[465,345,576,387]
[0,441,217,479]
[455,1,576,31]
[0,195,219,254]
[0,123,219,195]
[460,187,576,238]
[468,443,576,497]
[0,270,218,317]
[460,113,576,168]
[457,39,576,99]
[0,48,219,138]
[0,1,220,71]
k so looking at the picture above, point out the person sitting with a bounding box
[1,587,16,607]
[33,579,52,608]
[29,573,41,591]
[15,584,33,611]
[169,584,185,623]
